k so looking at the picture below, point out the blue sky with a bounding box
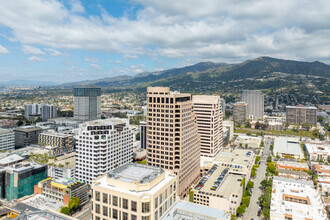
[0,0,330,83]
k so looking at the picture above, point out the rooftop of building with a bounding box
[276,159,308,168]
[5,162,46,173]
[74,85,101,89]
[94,163,175,196]
[0,128,13,134]
[82,118,127,126]
[277,169,310,177]
[18,194,63,211]
[39,131,73,138]
[312,164,330,174]
[194,165,243,199]
[286,105,317,109]
[273,137,303,155]
[13,210,74,220]
[47,152,75,169]
[305,143,330,154]
[107,163,164,184]
[233,102,248,106]
[271,176,326,219]
[0,146,49,159]
[161,201,229,220]
[192,95,220,103]
[0,154,25,166]
[14,126,42,132]
[39,177,85,191]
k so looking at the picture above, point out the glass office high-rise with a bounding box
[73,86,101,121]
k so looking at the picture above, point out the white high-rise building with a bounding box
[192,95,223,157]
[75,119,133,184]
[0,128,14,151]
[24,104,41,119]
[41,105,57,120]
[240,90,264,120]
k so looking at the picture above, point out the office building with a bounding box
[162,201,229,220]
[38,131,74,155]
[140,121,147,149]
[192,95,223,157]
[92,163,177,220]
[75,119,133,184]
[220,98,226,113]
[73,86,101,121]
[286,105,317,125]
[146,87,200,197]
[24,104,41,119]
[0,128,14,151]
[270,176,326,220]
[233,102,248,123]
[14,126,42,148]
[35,177,88,205]
[240,90,264,120]
[47,152,76,179]
[4,163,47,201]
[41,104,57,121]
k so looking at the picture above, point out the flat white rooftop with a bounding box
[273,137,303,155]
[0,154,24,165]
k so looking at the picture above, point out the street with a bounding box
[75,202,92,220]
[244,138,272,220]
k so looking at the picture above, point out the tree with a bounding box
[16,120,24,126]
[267,156,272,163]
[60,206,70,215]
[244,190,251,197]
[255,121,261,129]
[68,197,80,211]
[255,156,260,164]
[302,123,310,131]
[267,162,276,175]
[247,180,254,190]
[65,162,70,168]
[242,197,250,207]
[236,204,246,215]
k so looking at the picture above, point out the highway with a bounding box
[244,137,272,220]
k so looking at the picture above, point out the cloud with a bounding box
[85,57,99,63]
[90,63,99,68]
[0,0,330,63]
[45,48,66,56]
[22,45,45,55]
[28,56,46,62]
[0,45,9,54]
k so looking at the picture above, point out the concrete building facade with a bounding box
[92,163,177,220]
[233,102,248,123]
[286,106,317,125]
[14,126,43,148]
[192,95,223,157]
[146,87,200,198]
[240,90,264,120]
[75,119,133,184]
[41,105,57,121]
[38,131,74,155]
[0,128,14,151]
[139,121,147,149]
[74,86,101,121]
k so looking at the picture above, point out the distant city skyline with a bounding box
[0,0,330,82]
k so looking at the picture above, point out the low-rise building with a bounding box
[276,160,309,171]
[277,169,310,180]
[223,120,234,141]
[14,126,42,148]
[286,105,317,125]
[270,176,326,220]
[14,210,77,220]
[273,137,304,159]
[0,128,14,151]
[233,135,262,149]
[0,154,25,167]
[34,177,88,205]
[161,201,229,220]
[47,152,76,179]
[305,142,330,162]
[311,164,330,212]
[92,163,177,220]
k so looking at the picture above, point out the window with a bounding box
[159,194,163,204]
[123,199,128,209]
[113,196,118,206]
[155,197,158,208]
[131,201,137,212]
[142,217,150,220]
[112,209,118,219]
[95,204,100,214]
[102,193,108,204]
[131,214,137,220]
[95,191,100,202]
[122,212,128,220]
[142,202,150,213]
[102,206,108,216]
[155,210,158,220]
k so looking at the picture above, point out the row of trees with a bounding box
[236,178,254,216]
[61,197,81,215]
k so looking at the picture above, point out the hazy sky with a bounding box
[0,0,330,82]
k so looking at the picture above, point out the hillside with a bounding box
[63,57,330,89]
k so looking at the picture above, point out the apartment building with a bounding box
[233,102,248,123]
[305,142,330,162]
[270,176,326,220]
[92,163,177,220]
[34,177,88,205]
[286,105,317,125]
[38,131,74,156]
[75,119,133,184]
[0,128,14,151]
[192,95,223,157]
[146,87,200,197]
[240,90,264,120]
[73,86,101,121]
[41,105,57,121]
[14,126,43,148]
[276,160,309,171]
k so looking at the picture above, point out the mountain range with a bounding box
[63,56,330,89]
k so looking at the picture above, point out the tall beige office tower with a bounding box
[146,87,200,198]
[192,95,223,157]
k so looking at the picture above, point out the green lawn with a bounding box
[234,128,315,138]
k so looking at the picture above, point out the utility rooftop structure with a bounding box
[92,163,177,220]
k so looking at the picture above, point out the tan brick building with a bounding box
[146,87,200,198]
